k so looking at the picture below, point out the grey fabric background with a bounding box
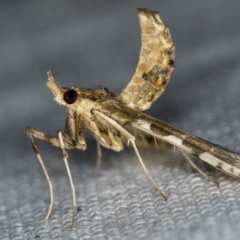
[1,1,240,239]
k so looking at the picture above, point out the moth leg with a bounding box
[92,141,102,177]
[179,148,219,188]
[58,131,76,228]
[26,127,59,222]
[26,127,83,225]
[93,110,167,201]
[129,139,167,200]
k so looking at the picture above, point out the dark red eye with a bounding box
[64,89,78,104]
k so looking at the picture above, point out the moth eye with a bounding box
[64,89,78,104]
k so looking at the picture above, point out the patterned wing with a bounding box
[123,125,168,151]
[117,8,175,111]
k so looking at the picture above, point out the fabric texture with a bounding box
[1,1,240,239]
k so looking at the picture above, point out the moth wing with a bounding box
[91,110,123,151]
[101,103,240,178]
[117,8,175,111]
[123,125,168,151]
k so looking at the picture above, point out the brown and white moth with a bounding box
[26,8,240,227]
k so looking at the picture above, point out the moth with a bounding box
[26,8,240,227]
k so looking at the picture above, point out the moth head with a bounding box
[46,70,78,106]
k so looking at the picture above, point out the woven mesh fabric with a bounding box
[1,149,240,239]
[1,1,240,239]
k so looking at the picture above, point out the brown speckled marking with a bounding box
[216,163,223,171]
[145,92,152,101]
[94,86,115,98]
[142,65,161,82]
[168,60,174,67]
[118,8,175,111]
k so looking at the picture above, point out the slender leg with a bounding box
[154,137,157,146]
[129,138,167,200]
[58,131,76,227]
[26,127,58,222]
[26,127,82,225]
[93,110,167,201]
[179,148,219,188]
[92,141,102,177]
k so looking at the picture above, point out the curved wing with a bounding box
[117,8,175,111]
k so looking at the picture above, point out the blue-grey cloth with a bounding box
[1,1,240,239]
